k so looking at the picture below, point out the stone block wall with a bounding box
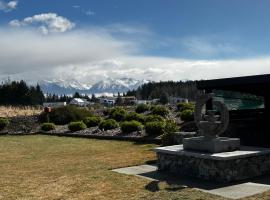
[157,152,270,182]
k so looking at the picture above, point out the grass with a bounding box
[0,106,42,117]
[0,135,269,200]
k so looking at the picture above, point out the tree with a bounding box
[0,80,45,105]
[91,94,99,102]
[115,92,123,105]
[73,92,81,98]
[160,92,169,105]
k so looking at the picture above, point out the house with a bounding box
[121,96,137,105]
[69,98,90,107]
[135,99,159,105]
[136,100,152,105]
[98,97,116,106]
[43,102,67,108]
[169,96,189,105]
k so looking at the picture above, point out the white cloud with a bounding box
[9,13,75,34]
[85,9,95,16]
[0,0,17,12]
[182,36,247,58]
[0,26,269,85]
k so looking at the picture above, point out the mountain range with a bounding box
[39,78,149,95]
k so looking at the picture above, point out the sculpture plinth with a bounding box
[183,136,240,153]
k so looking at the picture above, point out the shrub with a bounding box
[144,115,165,123]
[120,120,143,133]
[161,120,179,146]
[165,120,179,133]
[68,121,87,132]
[99,119,119,130]
[41,123,56,131]
[135,104,149,113]
[151,105,169,117]
[103,109,110,116]
[149,105,156,111]
[145,121,166,136]
[39,106,93,125]
[125,112,145,123]
[161,132,177,146]
[0,118,9,130]
[180,109,194,121]
[109,108,127,122]
[177,102,194,111]
[83,116,102,127]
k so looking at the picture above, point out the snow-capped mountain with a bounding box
[39,79,91,95]
[39,78,149,95]
[90,78,148,94]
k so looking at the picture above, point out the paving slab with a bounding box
[112,165,158,181]
[112,164,270,199]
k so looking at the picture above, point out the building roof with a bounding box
[197,74,270,97]
[70,98,87,103]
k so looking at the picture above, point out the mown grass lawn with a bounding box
[0,135,269,200]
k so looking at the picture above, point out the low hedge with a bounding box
[99,119,119,130]
[151,105,169,117]
[144,115,165,123]
[68,121,87,132]
[41,123,56,131]
[120,120,143,133]
[109,107,127,122]
[135,104,149,113]
[83,116,102,127]
[161,132,177,146]
[145,121,166,136]
[177,102,194,111]
[125,112,145,123]
[180,109,194,121]
[0,118,9,130]
[161,120,179,146]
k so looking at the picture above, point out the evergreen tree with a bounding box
[73,92,81,98]
[159,91,169,105]
[115,92,123,105]
[0,80,45,105]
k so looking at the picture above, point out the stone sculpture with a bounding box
[183,93,240,153]
[194,93,229,138]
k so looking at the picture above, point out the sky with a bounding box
[0,0,270,85]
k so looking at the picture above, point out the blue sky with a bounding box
[0,0,270,84]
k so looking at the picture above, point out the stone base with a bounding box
[154,145,270,182]
[183,136,240,153]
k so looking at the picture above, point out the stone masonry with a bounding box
[155,145,270,183]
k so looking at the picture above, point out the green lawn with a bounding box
[0,135,269,200]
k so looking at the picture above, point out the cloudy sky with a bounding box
[0,0,270,84]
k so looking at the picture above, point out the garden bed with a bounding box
[40,126,161,143]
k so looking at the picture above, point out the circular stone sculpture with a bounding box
[194,93,229,138]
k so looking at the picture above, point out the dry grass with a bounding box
[0,135,269,200]
[0,106,42,117]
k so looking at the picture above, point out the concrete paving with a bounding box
[112,165,158,181]
[112,164,270,199]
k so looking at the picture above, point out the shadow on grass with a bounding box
[145,181,160,192]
